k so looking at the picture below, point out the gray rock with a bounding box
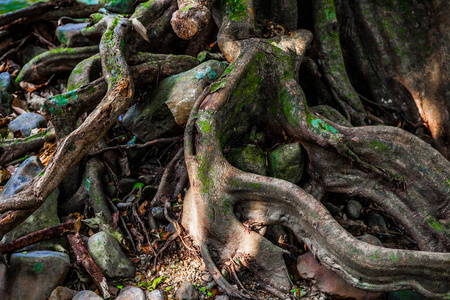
[175,282,199,300]
[20,44,47,65]
[116,286,145,300]
[0,72,13,109]
[8,112,47,136]
[1,156,61,250]
[267,143,304,184]
[87,231,135,278]
[215,296,230,300]
[366,213,388,232]
[152,207,166,221]
[357,234,383,247]
[56,23,94,47]
[147,289,167,300]
[48,286,78,300]
[346,200,363,219]
[227,145,266,175]
[72,290,103,300]
[123,60,227,142]
[0,251,70,300]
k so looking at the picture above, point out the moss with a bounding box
[223,0,249,21]
[389,253,399,262]
[426,217,450,237]
[367,140,390,153]
[370,250,382,260]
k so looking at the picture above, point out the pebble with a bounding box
[87,231,135,278]
[116,286,146,300]
[49,286,78,300]
[8,112,47,136]
[72,290,103,300]
[346,200,363,219]
[175,282,200,300]
[147,289,167,300]
[366,213,388,232]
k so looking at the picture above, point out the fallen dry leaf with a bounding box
[37,141,56,166]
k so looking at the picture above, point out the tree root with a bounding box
[0,0,102,28]
[68,232,110,298]
[0,219,75,254]
[182,28,450,298]
[0,128,55,165]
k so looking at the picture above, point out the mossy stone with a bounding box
[227,145,267,176]
[268,143,304,185]
[87,231,135,278]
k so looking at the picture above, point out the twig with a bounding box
[106,196,136,254]
[88,136,182,157]
[67,232,110,298]
[131,204,157,256]
[0,220,75,254]
[0,35,32,62]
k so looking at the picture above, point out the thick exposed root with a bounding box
[182,30,450,298]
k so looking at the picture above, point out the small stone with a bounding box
[175,282,200,300]
[56,23,93,47]
[152,207,166,221]
[116,286,145,300]
[49,286,78,300]
[366,213,388,232]
[147,289,167,300]
[201,274,212,282]
[357,234,383,247]
[72,290,103,300]
[215,296,230,300]
[0,251,70,300]
[227,145,266,175]
[1,156,61,250]
[0,72,13,109]
[8,112,47,136]
[346,200,363,219]
[268,143,304,184]
[118,177,138,195]
[87,231,135,278]
[20,44,47,65]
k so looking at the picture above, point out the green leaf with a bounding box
[133,182,144,190]
[166,286,172,291]
[117,285,123,289]
[22,251,27,254]
[197,51,207,62]
[151,276,164,290]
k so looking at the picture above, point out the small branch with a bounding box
[88,136,182,158]
[67,232,110,298]
[0,35,32,62]
[0,220,75,253]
